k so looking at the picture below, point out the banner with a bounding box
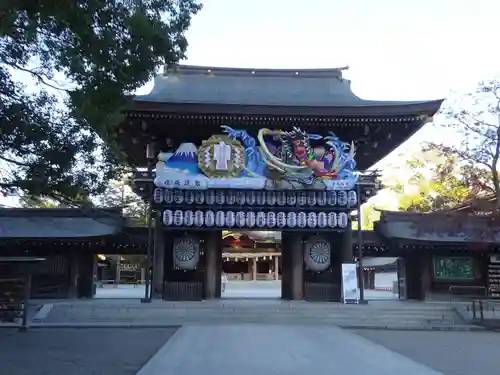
[341,263,359,304]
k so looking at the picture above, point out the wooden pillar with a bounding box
[152,212,165,298]
[204,231,221,299]
[290,232,303,300]
[341,224,353,263]
[77,251,95,298]
[115,256,121,285]
[68,251,79,298]
[274,255,280,280]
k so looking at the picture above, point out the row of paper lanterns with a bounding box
[154,188,357,207]
[163,210,350,229]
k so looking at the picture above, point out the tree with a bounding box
[427,79,500,208]
[98,177,147,225]
[0,0,202,203]
[385,151,470,212]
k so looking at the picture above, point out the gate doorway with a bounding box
[221,231,281,299]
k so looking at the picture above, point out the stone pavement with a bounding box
[0,328,177,375]
[136,324,445,375]
[353,329,500,375]
[96,281,399,300]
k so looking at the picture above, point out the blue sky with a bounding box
[3,0,500,206]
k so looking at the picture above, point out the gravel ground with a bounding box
[352,329,500,375]
[0,328,178,375]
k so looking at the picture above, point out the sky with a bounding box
[2,0,500,207]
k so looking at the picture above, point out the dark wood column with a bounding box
[290,232,304,300]
[152,211,165,298]
[68,251,79,298]
[204,230,221,299]
[77,251,95,298]
[341,225,353,263]
[281,232,291,299]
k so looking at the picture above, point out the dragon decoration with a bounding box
[221,125,357,185]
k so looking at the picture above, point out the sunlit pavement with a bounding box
[95,281,398,300]
[136,325,446,375]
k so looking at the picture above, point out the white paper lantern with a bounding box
[215,211,225,226]
[246,191,256,205]
[184,210,194,226]
[316,191,327,206]
[297,212,307,228]
[163,210,173,226]
[338,212,349,228]
[256,212,266,228]
[236,191,246,205]
[317,212,327,228]
[327,212,337,228]
[246,211,256,227]
[267,212,277,228]
[194,210,204,227]
[256,191,266,205]
[337,191,347,206]
[277,212,286,228]
[286,192,297,206]
[194,191,205,204]
[327,191,337,206]
[348,190,357,207]
[225,211,235,227]
[173,190,184,204]
[173,210,184,226]
[215,190,225,205]
[153,188,163,203]
[276,192,286,206]
[184,191,195,204]
[226,191,236,205]
[307,212,317,228]
[236,211,246,227]
[163,189,174,204]
[266,191,277,205]
[205,210,215,226]
[307,191,317,206]
[287,212,297,228]
[297,192,307,206]
[206,190,216,205]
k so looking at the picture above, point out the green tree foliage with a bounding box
[386,151,470,212]
[0,0,202,203]
[98,177,147,225]
[427,79,500,207]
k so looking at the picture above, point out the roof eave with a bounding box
[127,99,444,118]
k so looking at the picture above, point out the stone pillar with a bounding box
[204,231,221,299]
[252,258,257,280]
[290,232,304,300]
[152,211,165,298]
[274,255,280,280]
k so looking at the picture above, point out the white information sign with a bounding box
[341,263,359,304]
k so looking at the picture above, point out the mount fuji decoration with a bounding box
[154,125,358,191]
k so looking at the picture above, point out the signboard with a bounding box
[341,263,359,304]
[433,256,475,281]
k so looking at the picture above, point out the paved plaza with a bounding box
[95,280,398,300]
[3,325,498,375]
